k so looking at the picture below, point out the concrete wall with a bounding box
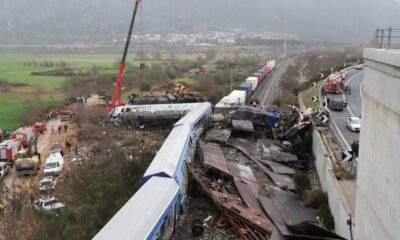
[354,48,400,240]
[313,128,351,239]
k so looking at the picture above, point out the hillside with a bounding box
[1,0,400,44]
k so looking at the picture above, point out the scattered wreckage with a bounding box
[188,140,345,239]
[184,105,344,239]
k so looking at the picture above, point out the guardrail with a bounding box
[374,27,400,48]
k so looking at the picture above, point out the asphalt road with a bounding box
[252,58,294,106]
[327,69,363,150]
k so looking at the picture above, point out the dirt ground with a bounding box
[0,117,78,240]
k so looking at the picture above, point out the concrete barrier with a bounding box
[313,127,352,239]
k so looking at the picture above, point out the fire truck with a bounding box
[324,72,343,93]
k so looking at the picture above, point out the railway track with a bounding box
[252,58,294,106]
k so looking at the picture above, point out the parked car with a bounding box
[39,176,57,191]
[347,117,361,132]
[44,152,64,176]
[33,197,65,214]
[0,162,10,180]
[50,142,63,156]
[329,99,347,111]
[355,64,363,70]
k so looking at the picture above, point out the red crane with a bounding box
[108,0,142,109]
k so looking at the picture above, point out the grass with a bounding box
[301,81,323,108]
[0,54,125,129]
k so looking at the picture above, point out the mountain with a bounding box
[0,0,399,44]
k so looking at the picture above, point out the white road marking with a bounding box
[331,115,351,150]
[342,71,363,117]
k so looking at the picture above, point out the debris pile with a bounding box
[182,105,344,239]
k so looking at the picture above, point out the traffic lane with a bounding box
[328,94,359,149]
[343,70,363,117]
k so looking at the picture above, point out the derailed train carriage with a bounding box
[95,102,212,240]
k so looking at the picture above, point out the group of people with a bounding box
[51,123,68,135]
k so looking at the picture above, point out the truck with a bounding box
[11,126,36,148]
[34,122,47,134]
[0,139,21,165]
[324,73,343,93]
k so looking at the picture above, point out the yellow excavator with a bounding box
[174,84,186,95]
[15,135,41,176]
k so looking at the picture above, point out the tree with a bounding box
[152,51,162,61]
[136,49,148,61]
[204,49,217,62]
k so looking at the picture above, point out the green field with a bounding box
[0,54,128,129]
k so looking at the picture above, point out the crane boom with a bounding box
[109,0,142,109]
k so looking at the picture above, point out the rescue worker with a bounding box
[63,123,68,133]
[57,125,62,135]
[351,140,359,158]
[65,139,71,151]
[51,125,54,134]
[0,201,5,216]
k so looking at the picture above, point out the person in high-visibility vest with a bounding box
[0,201,5,216]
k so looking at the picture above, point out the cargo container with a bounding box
[0,139,21,163]
[267,59,276,70]
[215,90,247,111]
[238,82,253,98]
[246,77,259,91]
[263,66,271,75]
[256,69,266,79]
[11,126,36,148]
[252,72,262,82]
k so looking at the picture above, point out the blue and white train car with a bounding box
[140,124,194,208]
[93,177,181,240]
[174,102,212,141]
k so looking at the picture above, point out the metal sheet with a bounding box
[256,162,295,191]
[231,120,254,132]
[257,157,295,175]
[188,163,274,236]
[270,148,298,162]
[268,185,317,226]
[233,178,265,217]
[270,227,286,240]
[200,143,230,176]
[260,194,346,240]
[227,162,257,183]
[206,127,231,144]
[228,139,295,190]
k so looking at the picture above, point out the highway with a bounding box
[327,69,364,150]
[253,58,294,106]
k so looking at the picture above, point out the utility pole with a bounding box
[230,67,233,92]
[283,37,287,58]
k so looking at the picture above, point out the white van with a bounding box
[44,152,64,176]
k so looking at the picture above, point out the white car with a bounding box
[0,162,10,180]
[347,117,361,132]
[44,152,64,176]
[39,176,57,191]
[33,197,65,214]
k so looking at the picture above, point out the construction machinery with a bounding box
[15,135,41,176]
[108,0,142,109]
[174,83,186,95]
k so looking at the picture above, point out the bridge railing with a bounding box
[374,28,400,48]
